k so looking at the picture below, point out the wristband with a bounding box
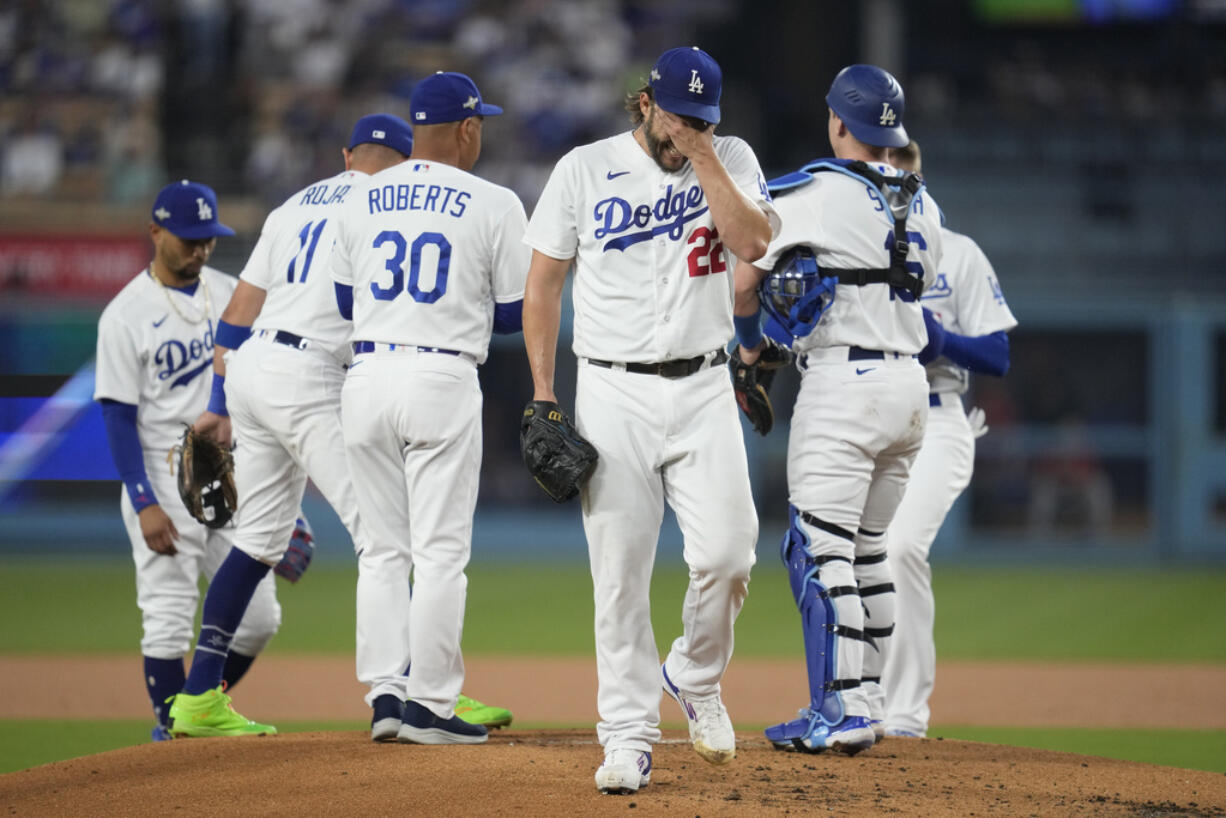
[214,320,252,350]
[207,373,228,416]
[733,313,764,349]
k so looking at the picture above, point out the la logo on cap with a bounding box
[196,198,213,221]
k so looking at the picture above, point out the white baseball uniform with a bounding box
[524,130,774,753]
[331,159,529,716]
[755,162,943,725]
[223,169,385,683]
[882,227,1017,736]
[94,266,281,660]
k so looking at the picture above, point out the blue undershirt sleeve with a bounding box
[940,330,1010,377]
[493,299,523,335]
[100,398,158,512]
[334,282,354,321]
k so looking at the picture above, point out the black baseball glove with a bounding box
[729,337,794,436]
[520,400,598,503]
[170,425,237,529]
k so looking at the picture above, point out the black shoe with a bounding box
[397,699,488,745]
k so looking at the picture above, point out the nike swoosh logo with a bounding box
[606,170,630,180]
[855,367,876,375]
[153,315,168,328]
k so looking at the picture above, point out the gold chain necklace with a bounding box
[148,264,212,325]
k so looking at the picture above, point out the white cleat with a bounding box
[595,749,652,795]
[662,664,736,765]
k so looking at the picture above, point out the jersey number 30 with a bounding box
[370,230,451,303]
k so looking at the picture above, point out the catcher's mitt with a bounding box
[520,400,598,503]
[274,516,314,583]
[730,337,794,436]
[169,425,236,529]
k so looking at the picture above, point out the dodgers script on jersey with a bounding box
[756,163,943,355]
[524,131,775,362]
[330,161,528,362]
[240,170,366,361]
[95,266,236,455]
[920,228,1018,394]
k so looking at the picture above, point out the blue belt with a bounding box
[929,393,942,407]
[352,341,463,357]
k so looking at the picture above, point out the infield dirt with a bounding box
[2,656,1225,816]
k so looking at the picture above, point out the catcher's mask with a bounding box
[759,247,838,338]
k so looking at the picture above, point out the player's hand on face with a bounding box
[138,505,180,555]
[193,411,232,449]
[657,108,714,160]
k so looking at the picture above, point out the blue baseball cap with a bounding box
[410,72,503,125]
[348,112,414,155]
[151,180,235,240]
[649,46,722,125]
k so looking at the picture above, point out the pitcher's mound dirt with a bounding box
[3,730,1224,817]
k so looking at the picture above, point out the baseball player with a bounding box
[330,72,529,745]
[880,140,1017,739]
[94,180,281,742]
[522,46,775,794]
[167,115,416,738]
[733,64,943,755]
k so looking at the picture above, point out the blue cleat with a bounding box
[151,724,173,742]
[764,708,876,756]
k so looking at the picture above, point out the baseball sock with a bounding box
[144,656,185,727]
[222,651,256,690]
[183,548,271,695]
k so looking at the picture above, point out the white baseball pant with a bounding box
[120,466,281,660]
[787,350,928,720]
[340,349,482,718]
[575,358,758,753]
[881,394,974,736]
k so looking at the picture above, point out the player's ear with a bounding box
[638,92,652,121]
[342,147,353,171]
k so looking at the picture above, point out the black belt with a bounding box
[587,348,728,379]
[268,330,309,350]
[848,346,889,361]
[351,341,463,357]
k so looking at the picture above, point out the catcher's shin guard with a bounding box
[780,506,858,726]
[853,531,895,725]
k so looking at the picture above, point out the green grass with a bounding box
[929,726,1226,774]
[2,559,1225,661]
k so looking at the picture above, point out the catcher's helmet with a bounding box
[759,247,837,338]
[825,64,908,149]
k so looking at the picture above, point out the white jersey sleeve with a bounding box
[240,171,365,361]
[524,150,581,261]
[922,227,1018,394]
[333,160,530,364]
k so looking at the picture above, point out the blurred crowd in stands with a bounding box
[0,0,734,213]
[5,0,1224,216]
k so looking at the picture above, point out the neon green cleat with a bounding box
[167,686,277,738]
[454,693,513,729]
